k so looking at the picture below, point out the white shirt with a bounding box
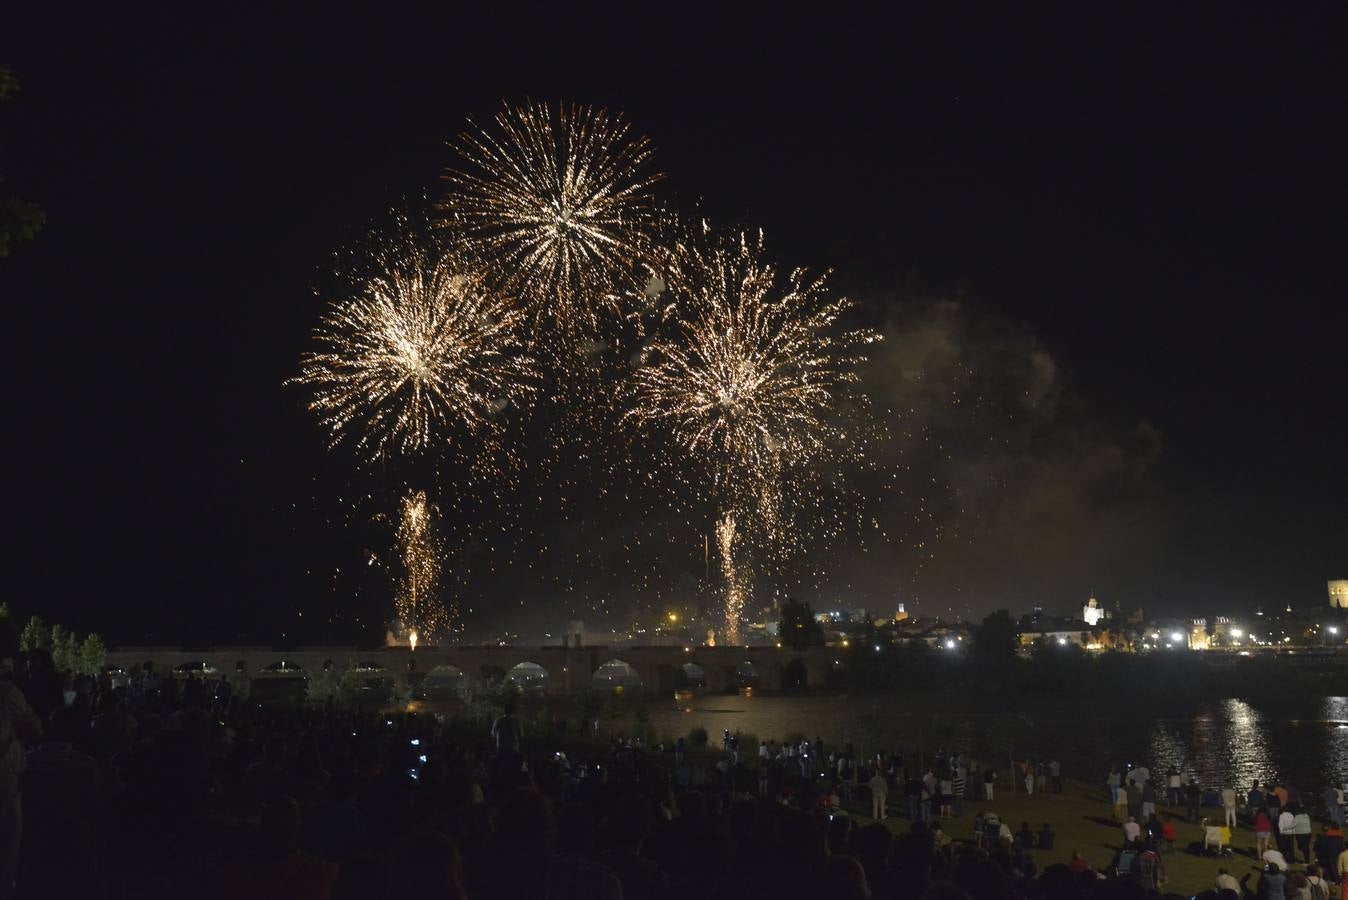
[1277,811,1295,834]
[1262,849,1288,871]
[1214,873,1240,892]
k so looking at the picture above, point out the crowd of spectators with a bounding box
[0,615,1345,899]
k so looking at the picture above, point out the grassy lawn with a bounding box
[856,781,1292,896]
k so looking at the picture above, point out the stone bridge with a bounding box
[106,644,846,696]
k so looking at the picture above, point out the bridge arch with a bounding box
[505,661,549,696]
[591,658,643,691]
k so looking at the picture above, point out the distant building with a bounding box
[1083,593,1104,626]
[1329,580,1348,609]
[894,602,908,622]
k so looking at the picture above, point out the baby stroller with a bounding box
[1199,818,1233,857]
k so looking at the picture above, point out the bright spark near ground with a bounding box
[395,491,452,641]
[292,230,536,460]
[443,101,661,336]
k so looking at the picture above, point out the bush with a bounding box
[688,726,709,748]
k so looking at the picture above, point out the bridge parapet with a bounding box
[105,644,840,696]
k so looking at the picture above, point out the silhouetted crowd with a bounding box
[1,621,1345,898]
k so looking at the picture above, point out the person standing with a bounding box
[1323,786,1344,829]
[1254,809,1273,858]
[1050,759,1062,794]
[1167,770,1182,807]
[1248,783,1266,824]
[869,769,888,821]
[491,703,523,754]
[1222,784,1238,829]
[952,766,966,816]
[936,773,952,817]
[1127,780,1143,822]
[1184,779,1202,823]
[1277,807,1296,860]
[1108,766,1122,806]
[983,766,995,801]
[1141,781,1157,820]
[1292,808,1313,865]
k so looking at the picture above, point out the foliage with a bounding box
[778,597,825,650]
[0,67,45,259]
[970,609,1019,668]
[49,624,74,672]
[77,633,107,676]
[688,726,709,748]
[19,615,47,652]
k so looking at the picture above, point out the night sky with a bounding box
[4,7,1344,646]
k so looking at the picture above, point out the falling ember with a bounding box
[395,491,452,642]
[717,511,744,645]
[443,101,661,336]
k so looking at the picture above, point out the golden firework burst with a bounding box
[292,229,536,460]
[442,101,661,335]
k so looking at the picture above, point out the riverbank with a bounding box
[855,780,1319,897]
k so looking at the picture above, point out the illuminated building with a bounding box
[1083,593,1104,626]
[1329,580,1348,609]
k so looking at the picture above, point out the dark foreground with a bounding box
[13,669,1348,900]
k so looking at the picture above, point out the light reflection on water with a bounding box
[1147,697,1348,791]
[644,694,1348,791]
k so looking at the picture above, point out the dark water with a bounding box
[646,694,1348,793]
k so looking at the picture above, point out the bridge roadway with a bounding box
[106,644,844,696]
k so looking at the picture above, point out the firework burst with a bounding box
[626,224,878,490]
[625,223,880,638]
[292,230,536,460]
[442,101,661,335]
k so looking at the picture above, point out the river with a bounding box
[645,693,1348,793]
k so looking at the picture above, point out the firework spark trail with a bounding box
[292,231,536,461]
[396,490,453,641]
[626,224,880,635]
[716,511,744,644]
[443,101,661,337]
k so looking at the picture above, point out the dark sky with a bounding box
[3,6,1344,646]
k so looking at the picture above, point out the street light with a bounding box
[1170,632,1183,643]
